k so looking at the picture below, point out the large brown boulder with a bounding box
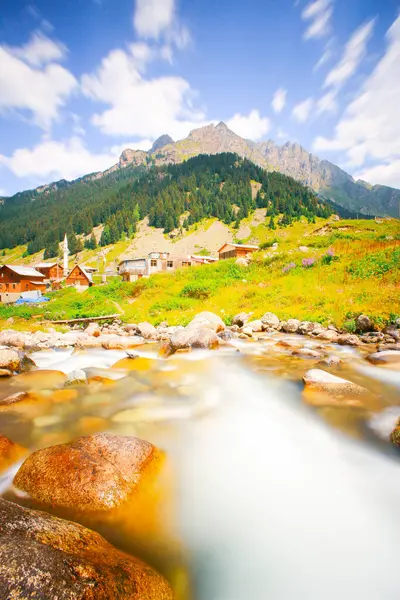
[0,499,173,600]
[14,433,163,512]
[169,327,219,353]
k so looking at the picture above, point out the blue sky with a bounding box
[0,0,399,195]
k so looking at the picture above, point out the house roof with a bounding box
[218,243,259,252]
[68,264,93,283]
[2,265,45,278]
[191,255,219,262]
[36,262,60,269]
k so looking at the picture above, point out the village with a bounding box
[0,235,259,303]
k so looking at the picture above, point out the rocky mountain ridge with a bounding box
[113,122,399,218]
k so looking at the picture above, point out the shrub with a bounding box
[180,283,213,300]
[343,319,356,333]
[259,238,278,250]
[321,248,339,265]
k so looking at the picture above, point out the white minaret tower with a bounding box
[63,234,69,277]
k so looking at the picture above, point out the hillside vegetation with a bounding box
[0,153,333,258]
[1,217,398,331]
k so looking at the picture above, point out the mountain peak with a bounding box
[216,121,230,130]
[149,134,174,154]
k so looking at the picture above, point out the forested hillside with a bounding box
[0,153,332,257]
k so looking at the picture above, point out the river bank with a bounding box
[0,310,399,598]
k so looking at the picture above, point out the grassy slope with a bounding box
[0,217,399,330]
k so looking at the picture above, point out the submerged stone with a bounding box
[0,435,27,473]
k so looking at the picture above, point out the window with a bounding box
[150,260,157,267]
[12,283,16,289]
[182,261,191,267]
[167,261,173,268]
[25,284,29,290]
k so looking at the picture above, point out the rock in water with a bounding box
[0,435,27,473]
[0,499,173,599]
[187,312,225,332]
[137,322,158,339]
[14,433,163,512]
[0,348,21,372]
[366,351,400,367]
[232,312,252,327]
[282,319,300,334]
[303,369,368,395]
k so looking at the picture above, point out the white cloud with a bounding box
[313,38,334,71]
[0,38,77,129]
[133,0,190,48]
[313,14,400,183]
[272,88,287,114]
[324,19,375,89]
[8,32,67,67]
[317,90,337,114]
[0,137,119,181]
[110,139,154,154]
[302,0,333,40]
[292,97,314,122]
[81,46,206,140]
[226,110,270,140]
[0,188,7,197]
[354,160,400,189]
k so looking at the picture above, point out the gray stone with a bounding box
[188,311,225,333]
[366,351,400,367]
[235,257,249,267]
[261,312,280,329]
[303,369,367,394]
[282,319,301,334]
[317,330,339,342]
[318,355,342,367]
[66,369,87,385]
[337,334,361,346]
[170,327,219,351]
[137,322,158,339]
[102,336,144,350]
[292,348,323,359]
[232,312,252,327]
[356,314,373,333]
[246,319,263,332]
[0,348,20,372]
[241,326,254,337]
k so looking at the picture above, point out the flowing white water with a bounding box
[177,360,400,600]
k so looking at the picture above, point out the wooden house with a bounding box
[0,265,46,302]
[66,265,93,288]
[36,262,63,281]
[118,252,193,282]
[218,243,259,260]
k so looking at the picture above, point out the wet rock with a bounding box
[0,391,32,408]
[124,323,138,333]
[383,325,400,342]
[292,348,324,359]
[102,336,144,350]
[316,330,339,342]
[0,435,27,473]
[170,327,220,352]
[218,329,233,342]
[298,322,325,336]
[232,312,252,327]
[361,332,384,343]
[368,408,400,441]
[187,311,225,333]
[282,319,301,334]
[0,499,173,600]
[112,357,158,371]
[261,312,280,329]
[366,351,400,367]
[66,369,88,385]
[0,369,12,377]
[0,348,21,372]
[356,314,373,333]
[14,433,163,512]
[246,319,263,332]
[241,326,253,337]
[337,334,361,346]
[303,369,368,395]
[85,322,100,337]
[0,330,27,348]
[377,343,400,352]
[137,322,158,340]
[318,355,342,367]
[13,369,67,389]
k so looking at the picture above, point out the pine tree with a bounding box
[268,215,276,230]
[100,225,110,246]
